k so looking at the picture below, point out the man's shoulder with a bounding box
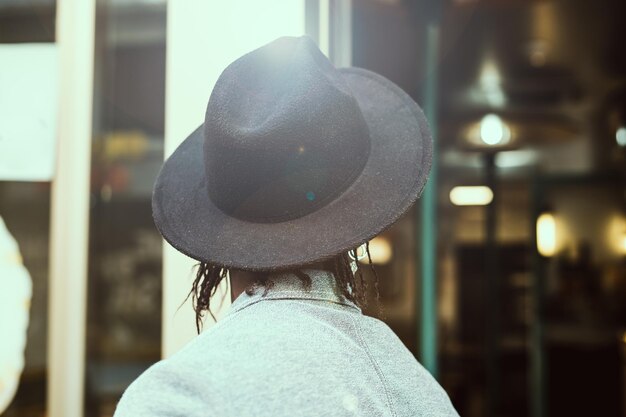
[113,357,229,417]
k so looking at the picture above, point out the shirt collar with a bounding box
[228,269,360,315]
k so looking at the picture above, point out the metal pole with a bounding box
[420,22,440,377]
[530,176,546,417]
[484,152,500,417]
[48,0,96,416]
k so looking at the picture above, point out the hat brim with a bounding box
[152,67,432,271]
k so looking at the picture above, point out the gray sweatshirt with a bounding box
[114,270,459,417]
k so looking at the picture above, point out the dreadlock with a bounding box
[187,241,380,333]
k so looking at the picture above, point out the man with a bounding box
[115,36,459,416]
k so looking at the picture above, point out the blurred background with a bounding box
[1,0,625,416]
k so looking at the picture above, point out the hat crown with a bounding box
[203,36,370,223]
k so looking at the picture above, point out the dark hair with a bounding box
[188,242,380,333]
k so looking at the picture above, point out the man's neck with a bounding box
[229,269,264,302]
[229,262,335,302]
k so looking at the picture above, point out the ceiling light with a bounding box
[479,60,506,107]
[536,212,557,257]
[449,186,493,206]
[480,61,500,90]
[616,126,626,147]
[495,149,537,168]
[480,114,510,146]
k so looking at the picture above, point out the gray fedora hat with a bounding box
[152,36,432,271]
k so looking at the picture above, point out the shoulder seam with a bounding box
[349,314,397,417]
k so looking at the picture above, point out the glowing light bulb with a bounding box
[616,126,626,147]
[479,114,509,146]
[537,212,557,257]
[449,186,493,206]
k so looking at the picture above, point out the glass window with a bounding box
[85,1,166,415]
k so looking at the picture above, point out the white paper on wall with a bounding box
[0,43,58,181]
